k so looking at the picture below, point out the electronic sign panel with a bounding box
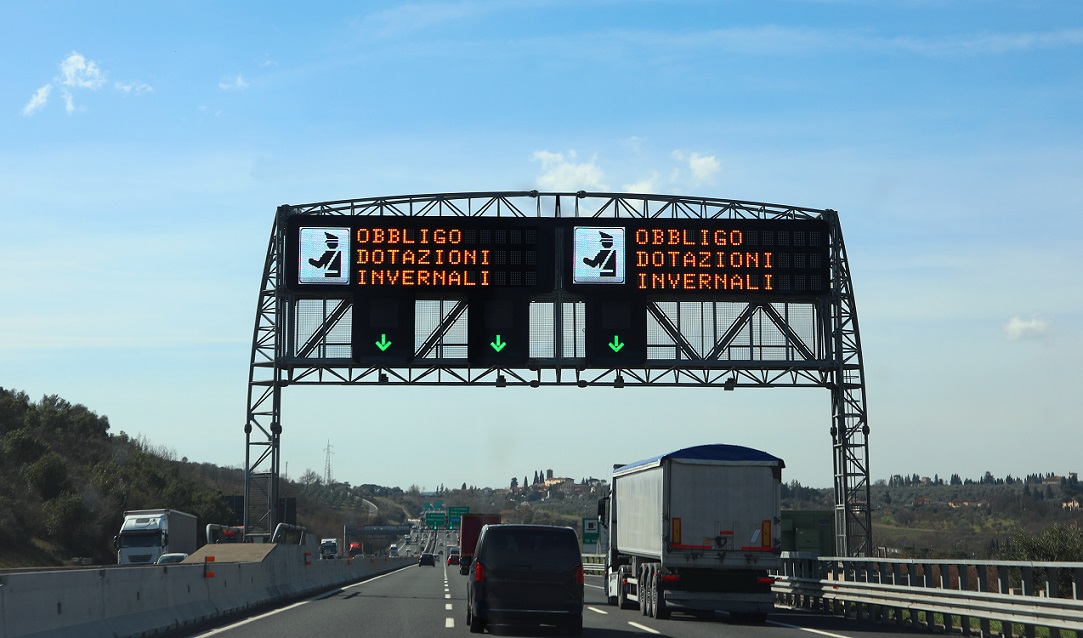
[352,295,416,365]
[284,214,831,367]
[567,219,830,298]
[467,294,531,367]
[285,216,554,294]
[585,295,647,367]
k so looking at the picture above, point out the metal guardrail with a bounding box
[582,553,605,575]
[774,553,1083,637]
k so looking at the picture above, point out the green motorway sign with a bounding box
[448,506,469,529]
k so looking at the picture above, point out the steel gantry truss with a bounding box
[243,191,872,556]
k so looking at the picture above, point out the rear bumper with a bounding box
[664,590,773,614]
[479,605,583,625]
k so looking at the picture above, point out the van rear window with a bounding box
[480,528,579,569]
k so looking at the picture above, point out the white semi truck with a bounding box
[598,444,784,623]
[115,509,198,565]
[320,538,339,559]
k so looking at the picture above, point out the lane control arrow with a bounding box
[375,334,392,351]
[608,335,625,353]
[490,335,507,352]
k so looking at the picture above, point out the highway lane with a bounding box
[185,563,933,638]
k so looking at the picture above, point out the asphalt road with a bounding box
[184,563,932,638]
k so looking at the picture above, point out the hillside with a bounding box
[0,388,603,567]
[1,386,1080,566]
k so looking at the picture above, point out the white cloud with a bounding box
[59,52,106,89]
[22,51,149,115]
[531,150,607,191]
[688,152,721,183]
[219,74,250,91]
[22,84,52,116]
[623,172,659,194]
[671,150,721,185]
[1003,315,1050,340]
[115,81,153,95]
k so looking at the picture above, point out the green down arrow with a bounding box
[375,334,392,351]
[609,335,625,353]
[490,335,507,352]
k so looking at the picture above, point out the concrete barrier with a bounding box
[0,549,415,638]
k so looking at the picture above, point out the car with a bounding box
[466,524,583,636]
[155,553,189,565]
[447,553,460,565]
[419,553,436,566]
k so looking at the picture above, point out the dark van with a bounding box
[467,524,584,635]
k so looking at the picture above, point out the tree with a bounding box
[510,477,518,490]
[300,469,321,488]
[25,452,70,500]
[1001,523,1083,597]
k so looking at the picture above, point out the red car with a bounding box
[448,553,460,565]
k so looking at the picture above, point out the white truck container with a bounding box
[598,444,784,623]
[115,509,198,565]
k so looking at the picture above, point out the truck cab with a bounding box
[115,509,197,565]
[320,538,339,559]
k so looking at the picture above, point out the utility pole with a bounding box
[324,440,334,485]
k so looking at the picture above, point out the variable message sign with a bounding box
[284,216,830,368]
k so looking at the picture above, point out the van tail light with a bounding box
[575,565,584,585]
[474,562,485,582]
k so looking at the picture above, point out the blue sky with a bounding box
[3,1,1082,492]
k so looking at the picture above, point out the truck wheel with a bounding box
[617,568,634,610]
[652,567,670,620]
[636,563,645,615]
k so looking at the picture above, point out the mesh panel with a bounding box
[415,299,468,359]
[293,299,352,359]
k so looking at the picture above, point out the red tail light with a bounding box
[756,576,776,585]
[660,574,680,584]
[474,562,485,582]
[575,565,584,585]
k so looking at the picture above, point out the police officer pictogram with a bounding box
[298,227,350,284]
[573,227,625,284]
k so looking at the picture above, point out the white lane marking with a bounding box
[768,620,856,638]
[445,593,451,599]
[193,599,313,636]
[586,606,608,615]
[627,621,661,634]
[195,569,409,635]
[445,617,455,628]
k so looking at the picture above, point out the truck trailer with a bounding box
[598,444,784,622]
[457,513,501,575]
[115,509,198,565]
